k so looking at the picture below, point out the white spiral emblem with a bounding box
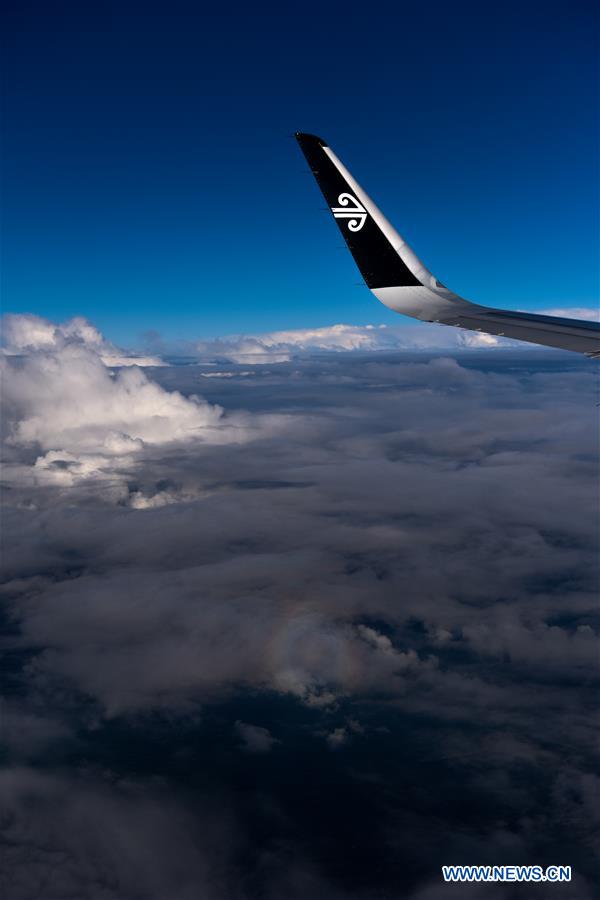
[331,193,367,232]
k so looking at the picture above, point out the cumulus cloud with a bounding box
[4,345,223,452]
[1,313,165,366]
[1,315,271,492]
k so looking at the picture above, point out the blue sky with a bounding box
[2,0,598,344]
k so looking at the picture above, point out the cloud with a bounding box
[325,727,348,749]
[541,307,600,321]
[235,721,279,753]
[193,322,519,362]
[148,306,597,364]
[3,353,597,714]
[1,316,270,491]
[4,345,223,452]
[1,340,598,898]
[1,313,165,366]
[0,703,71,761]
[0,768,233,900]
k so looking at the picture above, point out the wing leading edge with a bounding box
[295,132,599,357]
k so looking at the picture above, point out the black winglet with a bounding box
[295,132,421,289]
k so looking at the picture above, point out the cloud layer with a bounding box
[193,321,515,362]
[175,307,599,364]
[1,318,598,899]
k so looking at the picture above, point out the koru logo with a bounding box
[331,193,367,232]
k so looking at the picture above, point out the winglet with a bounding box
[295,132,430,289]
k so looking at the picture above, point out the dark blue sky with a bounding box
[2,0,598,343]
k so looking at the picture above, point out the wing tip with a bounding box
[295,132,329,148]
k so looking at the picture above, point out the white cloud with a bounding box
[2,305,593,492]
[541,307,599,321]
[190,306,599,362]
[5,345,223,452]
[250,323,392,351]
[31,449,137,487]
[1,313,164,367]
[128,487,207,509]
[457,330,504,348]
[194,322,519,362]
[200,370,255,378]
[1,316,260,490]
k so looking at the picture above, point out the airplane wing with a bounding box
[295,132,600,357]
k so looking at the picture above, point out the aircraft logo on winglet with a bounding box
[331,193,367,232]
